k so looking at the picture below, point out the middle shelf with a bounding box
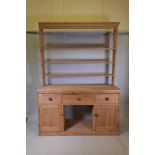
[43,73,114,77]
[44,59,114,64]
[44,44,116,51]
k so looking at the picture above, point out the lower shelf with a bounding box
[65,119,93,132]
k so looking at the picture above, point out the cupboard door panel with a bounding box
[95,105,119,132]
[39,105,64,132]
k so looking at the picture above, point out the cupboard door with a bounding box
[95,105,119,132]
[39,105,64,132]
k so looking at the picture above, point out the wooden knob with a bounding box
[48,98,53,101]
[94,113,98,117]
[105,97,109,101]
[77,97,81,101]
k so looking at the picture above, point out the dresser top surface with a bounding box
[37,84,120,94]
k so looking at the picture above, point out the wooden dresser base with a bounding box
[37,85,120,136]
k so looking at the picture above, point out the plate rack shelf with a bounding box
[39,22,119,86]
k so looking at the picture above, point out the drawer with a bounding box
[96,94,119,104]
[63,94,95,105]
[38,94,61,105]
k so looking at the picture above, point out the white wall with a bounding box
[26,0,129,31]
[26,32,129,116]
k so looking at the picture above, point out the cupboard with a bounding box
[37,22,120,135]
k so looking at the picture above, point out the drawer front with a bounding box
[96,94,119,104]
[63,94,95,105]
[38,94,61,105]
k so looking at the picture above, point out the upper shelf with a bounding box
[45,44,116,51]
[39,22,120,30]
[44,59,114,64]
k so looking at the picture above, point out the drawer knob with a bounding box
[48,98,53,101]
[105,97,109,101]
[77,97,81,101]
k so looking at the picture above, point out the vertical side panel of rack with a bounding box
[39,27,46,86]
[105,32,110,84]
[112,28,118,85]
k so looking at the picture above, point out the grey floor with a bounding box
[27,103,129,155]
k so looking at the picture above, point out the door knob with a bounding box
[94,113,98,117]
